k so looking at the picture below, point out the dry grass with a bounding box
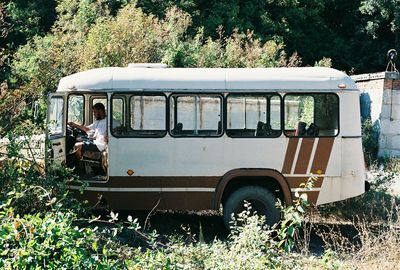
[303,199,400,269]
[340,219,400,269]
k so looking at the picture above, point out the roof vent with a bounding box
[127,63,168,68]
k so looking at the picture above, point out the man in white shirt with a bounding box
[68,103,108,160]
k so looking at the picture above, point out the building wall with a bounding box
[353,72,400,157]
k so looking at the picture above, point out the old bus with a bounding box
[47,65,367,227]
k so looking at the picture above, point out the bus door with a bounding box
[47,95,66,164]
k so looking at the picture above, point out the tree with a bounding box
[0,0,57,83]
[0,3,10,70]
[12,2,290,93]
[360,0,399,43]
[136,0,397,73]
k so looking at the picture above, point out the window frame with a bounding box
[110,92,168,138]
[168,93,224,138]
[225,92,283,138]
[283,92,340,138]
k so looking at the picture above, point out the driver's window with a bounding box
[68,95,84,125]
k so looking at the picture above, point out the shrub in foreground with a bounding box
[0,206,124,269]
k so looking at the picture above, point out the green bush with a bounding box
[0,129,128,268]
[0,207,124,269]
[0,125,83,215]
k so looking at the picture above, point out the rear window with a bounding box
[284,93,339,137]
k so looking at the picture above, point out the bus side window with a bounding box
[170,95,222,137]
[314,94,339,136]
[226,94,281,138]
[67,95,84,125]
[129,95,166,137]
[284,93,339,137]
[111,96,126,135]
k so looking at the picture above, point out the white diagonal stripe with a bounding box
[307,138,319,174]
[290,138,303,174]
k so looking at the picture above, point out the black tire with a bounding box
[223,186,281,229]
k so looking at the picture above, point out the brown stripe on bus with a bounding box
[88,176,220,188]
[286,177,324,188]
[282,138,299,174]
[72,189,214,210]
[160,192,214,210]
[71,190,162,210]
[293,138,315,174]
[291,191,319,205]
[310,138,335,174]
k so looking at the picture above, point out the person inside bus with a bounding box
[68,103,108,160]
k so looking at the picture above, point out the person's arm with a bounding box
[68,121,91,133]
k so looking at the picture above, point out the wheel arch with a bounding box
[213,168,292,209]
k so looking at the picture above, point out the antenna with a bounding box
[386,49,398,72]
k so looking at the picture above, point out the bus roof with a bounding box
[57,67,357,92]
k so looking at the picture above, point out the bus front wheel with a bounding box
[223,186,281,229]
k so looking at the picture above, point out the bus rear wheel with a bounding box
[223,186,281,229]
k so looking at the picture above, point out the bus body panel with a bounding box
[50,137,66,163]
[107,135,343,207]
[340,138,366,200]
[339,92,362,136]
[108,137,286,176]
[58,67,358,92]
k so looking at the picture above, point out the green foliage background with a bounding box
[0,0,399,133]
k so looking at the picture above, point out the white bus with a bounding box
[47,65,367,227]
